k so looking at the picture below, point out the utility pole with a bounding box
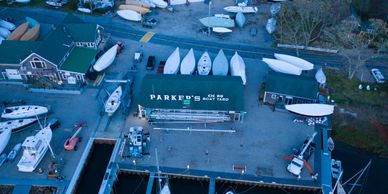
[208,0,212,36]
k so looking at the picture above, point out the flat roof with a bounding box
[139,74,245,111]
[60,47,97,74]
[265,71,319,100]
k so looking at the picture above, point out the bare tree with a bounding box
[324,18,387,79]
[274,0,351,48]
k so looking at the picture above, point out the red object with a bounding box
[116,41,124,54]
[64,137,80,151]
[303,160,315,175]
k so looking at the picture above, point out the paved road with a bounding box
[0,7,350,68]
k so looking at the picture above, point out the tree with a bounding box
[274,0,351,48]
[323,18,387,79]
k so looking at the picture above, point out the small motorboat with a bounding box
[0,19,16,31]
[26,17,39,27]
[77,7,92,13]
[93,44,119,72]
[0,27,11,39]
[224,6,258,13]
[262,58,302,75]
[7,22,29,40]
[20,24,40,41]
[235,12,246,28]
[0,118,37,133]
[105,86,123,116]
[164,47,180,74]
[1,105,48,119]
[274,53,314,70]
[212,27,232,34]
[117,10,142,21]
[197,51,212,75]
[212,49,228,76]
[7,143,22,161]
[230,52,247,85]
[200,17,235,28]
[118,5,151,15]
[285,104,335,117]
[266,18,276,34]
[180,48,196,75]
[0,128,11,155]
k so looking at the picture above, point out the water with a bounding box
[215,181,320,194]
[332,142,388,194]
[112,172,149,194]
[75,143,114,194]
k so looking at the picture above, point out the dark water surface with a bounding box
[75,143,114,194]
[332,142,388,194]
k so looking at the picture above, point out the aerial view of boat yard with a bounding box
[0,0,387,193]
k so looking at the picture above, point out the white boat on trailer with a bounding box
[274,53,314,70]
[1,105,48,119]
[230,52,247,85]
[285,104,334,117]
[197,51,212,75]
[180,48,196,75]
[105,86,123,116]
[262,58,302,75]
[212,27,232,34]
[117,10,142,22]
[0,118,37,133]
[164,47,180,74]
[0,128,12,154]
[17,126,52,172]
[93,44,119,72]
[212,49,228,76]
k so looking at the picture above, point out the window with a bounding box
[30,57,46,69]
[76,74,82,80]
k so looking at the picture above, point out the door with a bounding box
[5,69,22,80]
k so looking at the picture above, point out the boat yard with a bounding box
[0,36,326,193]
[0,3,337,194]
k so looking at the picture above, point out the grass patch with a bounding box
[326,69,388,107]
[327,69,388,157]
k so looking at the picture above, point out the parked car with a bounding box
[157,61,166,74]
[142,18,157,28]
[146,56,156,70]
[371,68,386,83]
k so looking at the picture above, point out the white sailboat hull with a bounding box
[274,53,314,70]
[1,105,48,119]
[164,47,180,74]
[151,0,167,8]
[93,44,118,72]
[285,104,334,117]
[212,27,232,33]
[262,58,302,75]
[117,10,142,21]
[212,49,228,76]
[0,19,16,31]
[0,27,11,39]
[0,129,11,154]
[78,8,92,13]
[230,52,246,85]
[197,52,212,75]
[180,48,196,75]
[105,86,123,116]
[0,118,37,133]
[224,6,258,13]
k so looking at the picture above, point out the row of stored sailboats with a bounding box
[163,47,247,85]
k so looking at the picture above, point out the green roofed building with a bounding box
[0,14,104,90]
[138,74,246,122]
[263,71,319,107]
